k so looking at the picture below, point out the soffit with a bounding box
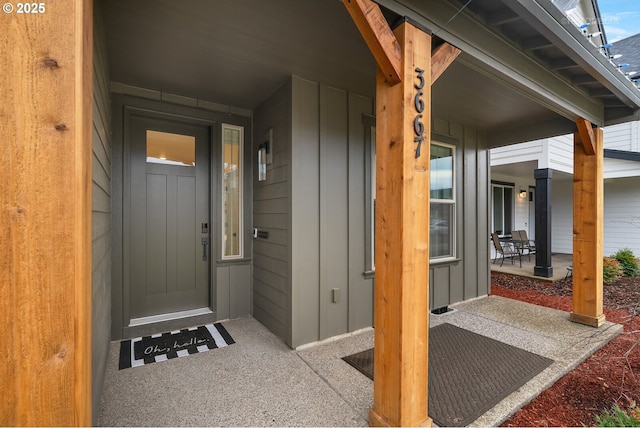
[99,0,640,147]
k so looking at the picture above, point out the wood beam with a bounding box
[342,0,402,84]
[570,127,605,327]
[431,42,461,84]
[0,1,93,425]
[369,21,432,427]
[576,117,596,155]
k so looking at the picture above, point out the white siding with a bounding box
[490,140,545,165]
[549,177,640,257]
[604,122,635,151]
[546,135,573,173]
[604,158,640,179]
[604,177,640,256]
[551,179,574,254]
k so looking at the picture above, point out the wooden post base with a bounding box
[569,312,606,327]
[369,409,432,427]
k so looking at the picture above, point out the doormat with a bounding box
[118,323,235,370]
[342,323,553,427]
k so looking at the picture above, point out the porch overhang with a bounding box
[101,0,640,149]
[376,0,640,147]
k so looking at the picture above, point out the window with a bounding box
[146,130,195,167]
[491,184,514,236]
[370,125,376,270]
[364,115,376,275]
[430,143,455,260]
[366,135,457,269]
[222,124,243,259]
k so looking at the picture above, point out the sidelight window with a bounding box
[222,124,243,259]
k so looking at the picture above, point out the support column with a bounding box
[534,168,553,278]
[570,124,605,327]
[0,1,93,425]
[369,20,432,428]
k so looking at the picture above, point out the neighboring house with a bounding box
[491,32,640,260]
[3,0,640,425]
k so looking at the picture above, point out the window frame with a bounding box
[363,115,376,276]
[430,141,456,262]
[221,123,244,260]
[366,128,459,272]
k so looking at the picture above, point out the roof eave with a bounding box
[508,0,640,124]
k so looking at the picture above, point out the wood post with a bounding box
[369,21,432,427]
[0,1,93,425]
[570,123,605,327]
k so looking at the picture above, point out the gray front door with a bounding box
[129,114,211,319]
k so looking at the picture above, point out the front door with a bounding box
[129,113,211,320]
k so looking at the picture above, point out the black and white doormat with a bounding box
[118,323,235,370]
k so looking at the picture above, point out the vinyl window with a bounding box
[222,124,243,259]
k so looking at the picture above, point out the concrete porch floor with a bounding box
[98,295,621,427]
[491,252,574,281]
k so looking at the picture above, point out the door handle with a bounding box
[201,237,208,261]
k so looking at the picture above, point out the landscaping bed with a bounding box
[491,272,640,427]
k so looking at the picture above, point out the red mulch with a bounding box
[490,272,640,427]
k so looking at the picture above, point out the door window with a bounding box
[146,130,195,167]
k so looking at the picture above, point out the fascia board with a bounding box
[377,0,604,125]
[507,0,640,113]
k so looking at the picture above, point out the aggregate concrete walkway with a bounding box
[98,296,621,427]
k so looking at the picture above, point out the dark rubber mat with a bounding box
[342,323,553,427]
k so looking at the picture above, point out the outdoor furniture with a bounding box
[491,233,521,267]
[510,230,535,261]
[516,230,536,261]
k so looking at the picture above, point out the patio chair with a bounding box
[517,230,536,261]
[491,233,519,267]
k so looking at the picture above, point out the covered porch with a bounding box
[491,253,574,282]
[3,0,640,425]
[97,295,621,426]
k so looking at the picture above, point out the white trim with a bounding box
[221,123,244,260]
[371,125,376,270]
[129,307,213,327]
[430,141,457,260]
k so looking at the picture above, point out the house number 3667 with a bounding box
[413,67,425,158]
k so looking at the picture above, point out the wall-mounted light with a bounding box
[519,190,527,199]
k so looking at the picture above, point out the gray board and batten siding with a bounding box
[252,76,376,348]
[252,75,491,349]
[430,119,490,310]
[92,5,113,425]
[110,92,252,341]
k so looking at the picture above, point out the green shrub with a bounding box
[594,402,640,427]
[603,257,622,284]
[612,248,640,277]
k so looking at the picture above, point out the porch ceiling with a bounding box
[99,0,640,147]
